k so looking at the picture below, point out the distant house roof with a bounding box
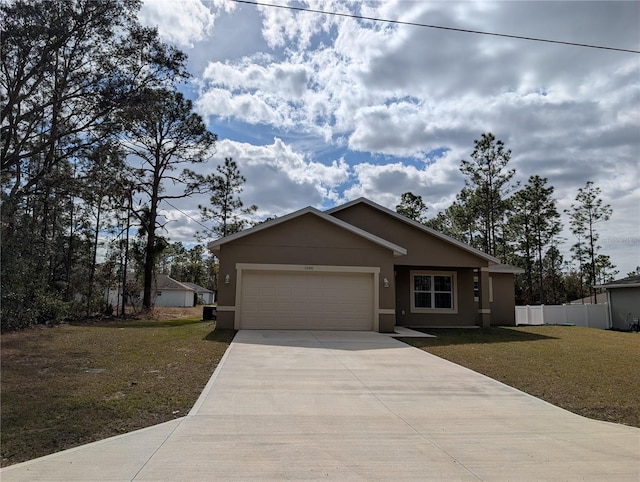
[569,292,608,305]
[594,275,640,289]
[154,274,195,292]
[181,282,213,294]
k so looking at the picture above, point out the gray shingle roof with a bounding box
[595,275,640,289]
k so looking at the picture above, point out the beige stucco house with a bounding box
[208,198,522,332]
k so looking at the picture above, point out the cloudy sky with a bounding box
[137,0,639,276]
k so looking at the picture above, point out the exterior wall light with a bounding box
[383,278,389,288]
[224,274,230,284]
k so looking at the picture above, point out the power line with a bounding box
[162,200,213,233]
[230,0,640,54]
[122,166,214,234]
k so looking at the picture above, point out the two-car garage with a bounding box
[237,267,376,331]
[209,206,405,333]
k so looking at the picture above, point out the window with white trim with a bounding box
[411,271,456,312]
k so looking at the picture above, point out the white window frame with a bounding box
[473,276,494,302]
[410,270,458,314]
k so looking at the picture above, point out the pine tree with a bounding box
[396,192,428,223]
[1,0,187,329]
[460,133,516,257]
[565,181,612,304]
[119,88,216,311]
[510,176,561,303]
[200,157,257,238]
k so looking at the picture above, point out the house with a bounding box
[106,274,196,308]
[145,274,196,307]
[594,275,640,330]
[569,292,608,305]
[181,282,215,305]
[208,197,523,332]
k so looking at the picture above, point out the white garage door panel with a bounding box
[240,270,374,330]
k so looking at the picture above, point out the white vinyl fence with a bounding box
[515,304,610,329]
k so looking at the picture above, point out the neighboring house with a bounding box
[569,292,608,305]
[594,275,640,330]
[208,197,523,332]
[106,274,196,308]
[153,274,196,307]
[181,282,215,305]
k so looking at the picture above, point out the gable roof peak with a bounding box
[326,197,501,265]
[207,205,407,257]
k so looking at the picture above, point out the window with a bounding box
[411,271,456,312]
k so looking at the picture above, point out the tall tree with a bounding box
[590,254,618,286]
[1,0,186,206]
[565,181,612,304]
[510,176,561,303]
[79,144,127,312]
[395,192,428,223]
[120,87,216,311]
[200,157,257,238]
[460,133,515,257]
[426,189,480,246]
[542,244,566,304]
[510,187,535,303]
[1,0,187,329]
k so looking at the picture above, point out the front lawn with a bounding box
[399,326,640,427]
[1,316,235,467]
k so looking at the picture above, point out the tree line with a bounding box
[1,1,626,331]
[396,133,621,305]
[1,0,253,330]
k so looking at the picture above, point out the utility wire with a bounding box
[163,199,213,233]
[230,0,640,54]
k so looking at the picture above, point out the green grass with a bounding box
[3,322,637,467]
[1,318,235,467]
[399,326,640,427]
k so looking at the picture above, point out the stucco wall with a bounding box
[331,203,488,268]
[609,287,640,330]
[489,273,517,325]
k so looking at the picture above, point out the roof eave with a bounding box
[594,283,640,289]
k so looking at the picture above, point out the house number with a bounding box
[304,266,314,271]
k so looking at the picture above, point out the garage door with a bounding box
[239,270,374,330]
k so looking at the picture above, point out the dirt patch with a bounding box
[139,306,204,320]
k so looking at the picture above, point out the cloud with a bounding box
[199,138,351,215]
[343,148,465,211]
[172,0,640,274]
[139,0,226,48]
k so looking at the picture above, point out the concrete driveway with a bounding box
[3,330,639,481]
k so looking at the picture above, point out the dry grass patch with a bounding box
[399,326,640,427]
[1,316,234,467]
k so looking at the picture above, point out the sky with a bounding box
[137,0,640,277]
